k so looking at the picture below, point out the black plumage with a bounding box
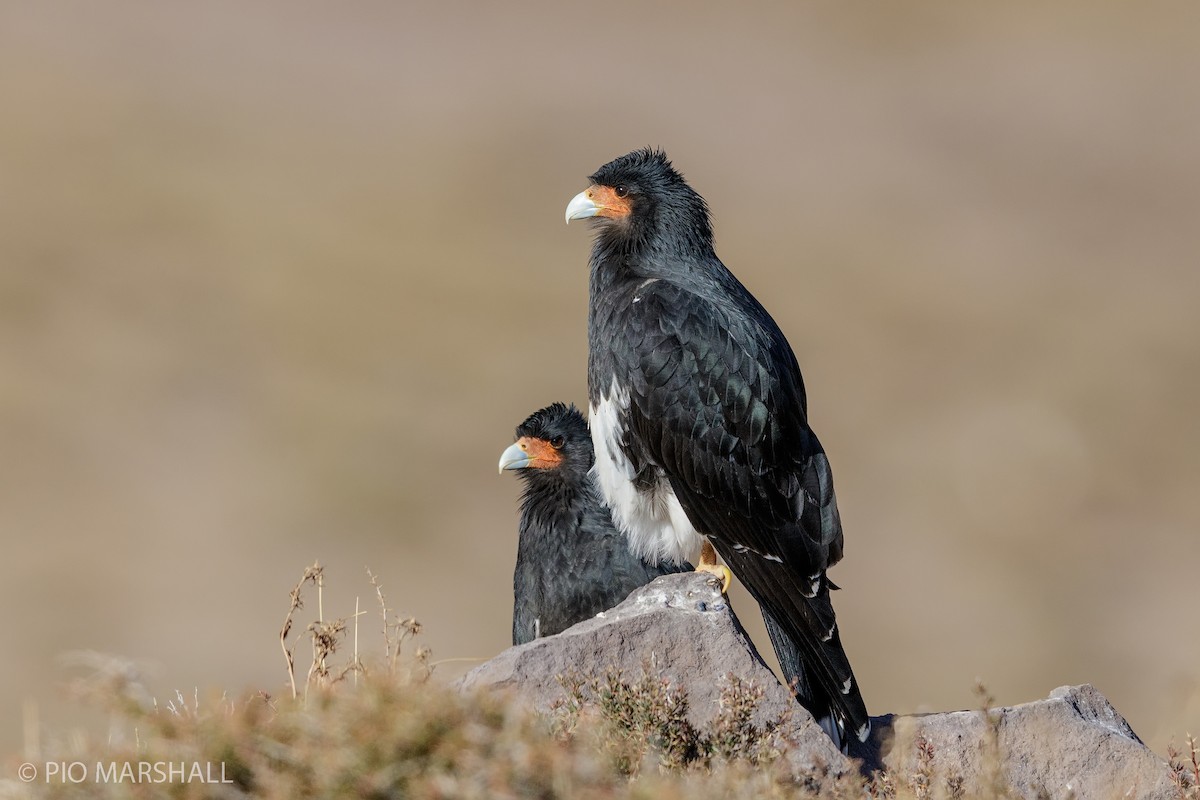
[566,148,870,748]
[500,402,687,646]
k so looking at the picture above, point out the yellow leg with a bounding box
[696,540,733,594]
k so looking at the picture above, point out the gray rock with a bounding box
[460,571,1180,797]
[867,684,1179,799]
[457,571,851,775]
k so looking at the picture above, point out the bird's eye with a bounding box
[549,436,566,449]
[614,185,629,198]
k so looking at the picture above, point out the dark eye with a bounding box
[614,185,629,198]
[549,436,566,449]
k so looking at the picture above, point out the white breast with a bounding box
[589,379,703,566]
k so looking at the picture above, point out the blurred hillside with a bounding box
[1,1,1197,756]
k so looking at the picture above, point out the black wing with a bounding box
[612,277,869,743]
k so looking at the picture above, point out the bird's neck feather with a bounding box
[589,212,715,280]
[518,473,588,543]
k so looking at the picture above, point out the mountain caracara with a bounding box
[499,402,687,646]
[565,148,870,748]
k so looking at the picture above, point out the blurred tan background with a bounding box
[2,1,1197,757]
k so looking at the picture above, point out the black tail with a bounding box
[723,550,870,751]
[762,609,848,751]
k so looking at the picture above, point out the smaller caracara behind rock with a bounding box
[499,403,688,646]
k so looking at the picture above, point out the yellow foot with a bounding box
[696,540,732,594]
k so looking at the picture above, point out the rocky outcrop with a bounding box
[459,572,1181,798]
[458,571,850,775]
[868,683,1180,799]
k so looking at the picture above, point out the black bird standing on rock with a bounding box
[565,148,870,749]
[499,402,687,646]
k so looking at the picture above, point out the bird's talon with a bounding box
[696,563,732,594]
[696,540,731,593]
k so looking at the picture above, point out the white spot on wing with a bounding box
[632,279,658,304]
[590,378,701,566]
[841,676,853,695]
[731,541,785,564]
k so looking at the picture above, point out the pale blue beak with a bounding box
[498,441,532,473]
[565,190,599,224]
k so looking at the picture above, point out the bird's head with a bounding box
[498,402,594,481]
[565,148,713,254]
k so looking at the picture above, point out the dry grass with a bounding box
[8,566,1192,800]
[1168,735,1200,800]
[14,566,847,800]
[972,682,1016,800]
[550,666,793,776]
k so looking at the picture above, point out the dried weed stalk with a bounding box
[280,562,425,703]
[1169,734,1200,799]
[368,568,425,676]
[280,561,324,700]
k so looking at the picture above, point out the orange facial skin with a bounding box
[513,436,564,469]
[584,185,632,219]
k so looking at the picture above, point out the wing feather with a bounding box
[607,276,867,740]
